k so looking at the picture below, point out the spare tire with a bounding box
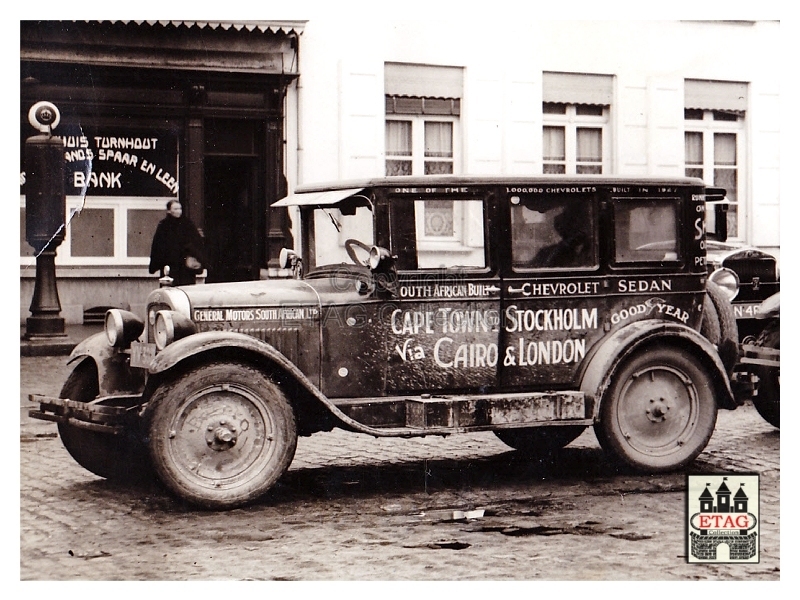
[704,282,740,375]
[700,293,721,347]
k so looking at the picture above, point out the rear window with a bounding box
[613,198,679,263]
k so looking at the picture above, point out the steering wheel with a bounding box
[344,239,371,266]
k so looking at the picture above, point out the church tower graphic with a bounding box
[688,475,759,563]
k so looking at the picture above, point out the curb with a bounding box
[20,325,103,357]
[20,338,77,357]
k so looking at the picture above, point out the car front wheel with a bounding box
[147,361,297,509]
[57,360,151,481]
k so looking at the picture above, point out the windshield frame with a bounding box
[300,195,376,274]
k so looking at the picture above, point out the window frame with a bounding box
[385,115,461,177]
[683,109,746,241]
[542,103,611,175]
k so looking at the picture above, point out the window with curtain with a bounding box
[684,109,744,239]
[542,103,608,174]
[385,115,457,176]
[386,120,412,176]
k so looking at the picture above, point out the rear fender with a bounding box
[579,321,736,412]
[68,332,146,397]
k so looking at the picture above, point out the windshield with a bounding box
[305,202,375,270]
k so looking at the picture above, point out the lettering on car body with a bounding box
[193,307,319,322]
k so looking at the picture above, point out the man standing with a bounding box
[149,200,205,286]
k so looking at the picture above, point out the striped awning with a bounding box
[685,79,748,112]
[89,20,306,34]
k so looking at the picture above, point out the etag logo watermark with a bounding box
[687,474,759,563]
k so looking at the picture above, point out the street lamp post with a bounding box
[23,101,67,340]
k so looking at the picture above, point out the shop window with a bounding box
[70,208,114,257]
[128,209,167,257]
[20,199,167,265]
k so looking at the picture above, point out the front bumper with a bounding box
[29,393,144,435]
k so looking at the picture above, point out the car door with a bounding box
[382,191,502,394]
[499,187,604,389]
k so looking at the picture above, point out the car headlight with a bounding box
[708,267,740,301]
[105,309,145,349]
[154,310,196,351]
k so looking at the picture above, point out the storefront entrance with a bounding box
[204,156,263,283]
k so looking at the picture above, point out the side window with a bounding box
[613,199,679,263]
[510,195,596,270]
[392,198,486,270]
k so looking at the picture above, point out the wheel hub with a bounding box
[645,397,671,423]
[205,418,245,451]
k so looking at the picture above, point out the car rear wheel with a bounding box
[494,426,586,458]
[57,360,151,481]
[752,323,779,428]
[594,346,717,472]
[147,361,297,509]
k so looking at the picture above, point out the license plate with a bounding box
[733,303,761,319]
[130,341,157,368]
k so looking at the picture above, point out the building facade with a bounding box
[20,20,304,323]
[20,19,780,324]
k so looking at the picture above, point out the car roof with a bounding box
[274,175,708,207]
[292,174,706,194]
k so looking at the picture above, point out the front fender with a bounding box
[145,331,424,438]
[68,332,146,397]
[579,320,736,412]
[148,330,305,376]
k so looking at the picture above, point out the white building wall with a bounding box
[291,19,780,252]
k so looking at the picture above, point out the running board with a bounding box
[334,391,594,432]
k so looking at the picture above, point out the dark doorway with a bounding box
[203,157,263,282]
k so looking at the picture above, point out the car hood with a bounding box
[180,279,322,309]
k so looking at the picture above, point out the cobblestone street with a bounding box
[20,356,780,581]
